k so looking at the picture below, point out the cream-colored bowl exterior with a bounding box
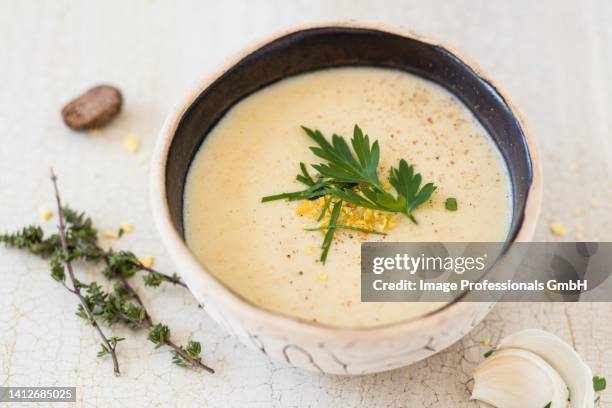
[150,23,542,375]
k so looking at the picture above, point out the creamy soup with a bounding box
[184,67,512,328]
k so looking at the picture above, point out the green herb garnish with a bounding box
[544,403,551,408]
[304,224,387,236]
[320,200,343,263]
[262,125,437,263]
[445,197,458,211]
[483,347,497,358]
[593,375,607,392]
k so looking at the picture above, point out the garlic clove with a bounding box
[472,348,569,408]
[498,329,593,408]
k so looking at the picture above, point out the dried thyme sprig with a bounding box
[0,171,213,375]
[1,224,185,289]
[50,170,122,375]
[102,249,186,288]
[110,265,214,373]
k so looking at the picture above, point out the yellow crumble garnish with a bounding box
[306,245,315,255]
[122,132,141,154]
[120,223,134,233]
[549,223,567,237]
[318,272,328,282]
[296,196,396,234]
[102,230,120,239]
[139,255,155,268]
[482,338,491,347]
[39,207,53,221]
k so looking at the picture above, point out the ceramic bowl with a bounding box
[150,24,542,374]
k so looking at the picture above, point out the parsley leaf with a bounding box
[304,125,383,190]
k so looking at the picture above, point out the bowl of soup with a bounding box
[150,24,541,374]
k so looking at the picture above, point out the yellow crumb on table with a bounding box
[482,338,491,347]
[139,255,155,268]
[317,272,328,282]
[39,207,53,221]
[120,223,134,233]
[122,132,141,153]
[306,245,315,255]
[591,198,601,208]
[102,230,120,239]
[549,223,567,237]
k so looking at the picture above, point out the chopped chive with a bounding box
[445,197,458,211]
[304,224,387,236]
[593,376,607,392]
[317,196,332,221]
[320,200,342,264]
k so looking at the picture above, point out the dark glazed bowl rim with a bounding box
[151,23,542,335]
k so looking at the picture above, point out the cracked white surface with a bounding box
[0,0,611,406]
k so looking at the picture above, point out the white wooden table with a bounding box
[1,1,611,406]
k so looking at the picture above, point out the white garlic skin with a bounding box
[498,329,593,408]
[472,348,569,408]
